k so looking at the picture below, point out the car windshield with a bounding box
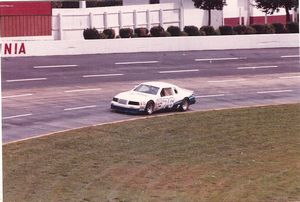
[133,84,159,95]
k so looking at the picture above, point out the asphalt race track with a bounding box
[2,48,300,143]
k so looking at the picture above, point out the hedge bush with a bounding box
[219,26,234,35]
[251,24,275,34]
[286,22,299,33]
[119,28,134,38]
[272,23,285,33]
[200,26,217,35]
[150,26,165,37]
[83,28,100,39]
[134,27,149,37]
[167,26,181,36]
[160,31,171,37]
[179,31,188,36]
[184,26,200,36]
[103,28,116,38]
[233,25,247,34]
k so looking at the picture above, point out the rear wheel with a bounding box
[180,98,189,111]
[145,101,154,115]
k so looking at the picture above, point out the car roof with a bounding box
[142,81,176,88]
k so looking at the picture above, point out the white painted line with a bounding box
[6,78,47,82]
[64,88,102,93]
[83,74,124,78]
[64,105,97,111]
[2,93,33,99]
[33,64,78,69]
[257,90,293,94]
[279,75,300,79]
[195,57,246,62]
[208,79,246,83]
[158,69,199,74]
[195,94,225,98]
[115,61,159,65]
[281,55,300,58]
[3,113,33,120]
[237,65,278,70]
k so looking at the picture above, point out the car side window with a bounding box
[160,88,173,97]
[174,88,178,94]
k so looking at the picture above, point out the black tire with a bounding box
[145,101,154,115]
[180,98,189,111]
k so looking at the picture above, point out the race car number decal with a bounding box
[157,97,175,109]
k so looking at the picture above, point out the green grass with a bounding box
[4,104,300,202]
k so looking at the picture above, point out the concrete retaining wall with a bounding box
[1,34,299,57]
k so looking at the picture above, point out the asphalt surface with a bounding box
[2,48,300,143]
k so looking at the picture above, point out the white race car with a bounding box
[111,81,196,115]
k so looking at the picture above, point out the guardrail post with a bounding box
[58,13,63,40]
[159,9,163,27]
[146,9,151,30]
[133,10,137,29]
[89,12,94,28]
[104,12,108,29]
[118,11,123,29]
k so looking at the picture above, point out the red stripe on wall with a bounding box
[250,15,290,24]
[0,2,52,16]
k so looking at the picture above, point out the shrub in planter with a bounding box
[150,26,165,37]
[251,24,275,34]
[119,28,134,38]
[103,28,115,39]
[286,22,299,33]
[167,26,181,36]
[251,24,265,34]
[245,26,256,34]
[200,26,217,35]
[219,25,234,35]
[134,27,149,37]
[179,31,188,36]
[233,25,247,34]
[159,31,171,37]
[272,23,285,33]
[83,28,100,39]
[99,32,108,39]
[184,26,200,36]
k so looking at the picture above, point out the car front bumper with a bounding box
[111,102,145,114]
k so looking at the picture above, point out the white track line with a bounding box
[83,74,123,78]
[279,75,300,79]
[257,90,293,94]
[281,55,300,58]
[158,69,199,74]
[33,64,78,69]
[3,113,33,120]
[64,88,102,93]
[115,61,159,65]
[195,57,246,62]
[64,105,97,111]
[208,79,246,83]
[195,94,225,98]
[2,93,33,99]
[237,65,278,70]
[6,78,47,82]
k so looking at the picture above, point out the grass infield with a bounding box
[4,104,300,202]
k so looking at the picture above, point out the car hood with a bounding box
[116,91,155,102]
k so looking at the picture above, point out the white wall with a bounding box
[2,34,298,57]
[52,3,182,40]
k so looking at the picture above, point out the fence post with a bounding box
[104,12,108,29]
[133,10,137,29]
[146,9,151,30]
[179,7,184,30]
[58,13,63,40]
[89,12,94,28]
[159,9,163,27]
[118,11,123,29]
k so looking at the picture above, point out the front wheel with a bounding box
[180,98,189,111]
[145,101,154,115]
